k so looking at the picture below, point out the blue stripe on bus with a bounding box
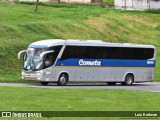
[29,45,48,48]
[55,59,156,67]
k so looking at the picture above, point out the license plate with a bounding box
[26,77,32,80]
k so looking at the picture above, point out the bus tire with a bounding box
[57,73,68,86]
[40,82,49,86]
[121,74,134,86]
[107,82,116,85]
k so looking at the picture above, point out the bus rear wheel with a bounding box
[121,74,134,86]
[57,73,68,86]
[107,82,116,85]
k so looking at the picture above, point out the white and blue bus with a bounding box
[18,39,156,86]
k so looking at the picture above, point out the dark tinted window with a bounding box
[49,46,63,60]
[43,46,63,68]
[61,46,154,60]
[134,48,154,60]
[61,46,87,60]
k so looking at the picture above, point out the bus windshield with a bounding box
[23,46,62,71]
[23,48,48,71]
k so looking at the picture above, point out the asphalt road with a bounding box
[0,82,160,92]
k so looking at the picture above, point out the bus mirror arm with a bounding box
[40,50,54,60]
[18,50,26,59]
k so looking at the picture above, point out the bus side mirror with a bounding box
[40,50,54,60]
[18,50,26,59]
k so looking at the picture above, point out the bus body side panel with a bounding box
[88,67,100,81]
[47,66,154,83]
[75,67,88,81]
[135,68,155,82]
[109,67,135,82]
[52,62,155,82]
[110,67,124,82]
[55,67,73,81]
[104,67,154,82]
[99,68,110,82]
[40,67,57,82]
[55,67,88,82]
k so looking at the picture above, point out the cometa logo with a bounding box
[79,59,101,66]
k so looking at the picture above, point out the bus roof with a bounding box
[29,39,155,48]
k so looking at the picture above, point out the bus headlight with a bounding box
[36,72,40,75]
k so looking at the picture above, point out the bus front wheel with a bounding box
[121,74,134,86]
[57,73,68,86]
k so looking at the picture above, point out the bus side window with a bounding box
[43,53,53,68]
[43,46,63,67]
[134,48,154,60]
[49,46,62,62]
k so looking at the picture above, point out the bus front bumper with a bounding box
[22,71,42,81]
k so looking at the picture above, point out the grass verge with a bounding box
[0,2,160,82]
[0,87,160,111]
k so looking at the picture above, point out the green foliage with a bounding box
[144,8,160,14]
[0,2,160,82]
[1,87,160,111]
[103,0,114,4]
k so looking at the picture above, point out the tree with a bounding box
[35,0,39,12]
